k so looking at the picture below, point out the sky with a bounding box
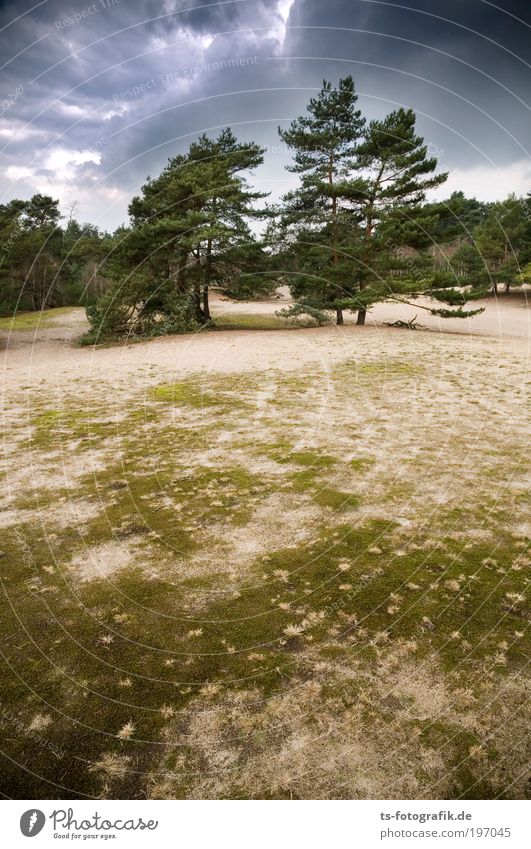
[0,0,530,231]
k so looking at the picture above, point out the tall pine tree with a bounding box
[186,129,268,321]
[278,76,365,324]
[277,84,486,325]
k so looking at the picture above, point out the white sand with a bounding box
[1,293,529,404]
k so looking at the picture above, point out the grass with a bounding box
[1,340,529,800]
[211,312,289,331]
[151,382,221,408]
[0,307,78,331]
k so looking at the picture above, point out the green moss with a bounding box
[212,312,288,331]
[290,451,337,468]
[276,453,360,512]
[151,382,221,407]
[339,359,422,378]
[289,468,320,492]
[3,339,528,800]
[1,479,527,798]
[312,488,360,510]
[349,457,375,472]
[30,404,120,451]
[33,410,62,427]
[268,447,337,469]
[0,307,79,331]
[70,458,270,550]
[416,721,497,798]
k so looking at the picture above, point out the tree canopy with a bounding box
[2,85,530,337]
[272,82,491,325]
[86,128,272,340]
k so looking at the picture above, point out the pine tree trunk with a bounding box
[192,248,205,324]
[329,156,343,325]
[356,216,372,327]
[203,236,212,320]
[193,284,206,324]
[176,249,188,293]
[202,287,211,320]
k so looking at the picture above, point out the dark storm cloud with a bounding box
[282,1,531,159]
[0,0,530,229]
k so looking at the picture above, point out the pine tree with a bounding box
[422,191,488,244]
[276,82,486,326]
[278,76,365,324]
[88,129,268,339]
[186,129,268,321]
[450,195,531,295]
[0,195,67,313]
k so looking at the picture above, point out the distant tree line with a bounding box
[0,194,112,316]
[2,76,530,338]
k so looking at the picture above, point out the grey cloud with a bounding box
[0,0,530,230]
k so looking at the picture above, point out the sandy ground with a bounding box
[214,287,531,339]
[1,292,529,402]
[0,295,529,800]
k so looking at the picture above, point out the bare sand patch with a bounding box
[216,495,323,562]
[1,296,528,405]
[150,657,530,799]
[0,498,102,533]
[69,539,139,581]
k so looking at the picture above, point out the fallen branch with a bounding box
[383,315,424,330]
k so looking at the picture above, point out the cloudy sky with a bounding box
[1,0,530,231]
